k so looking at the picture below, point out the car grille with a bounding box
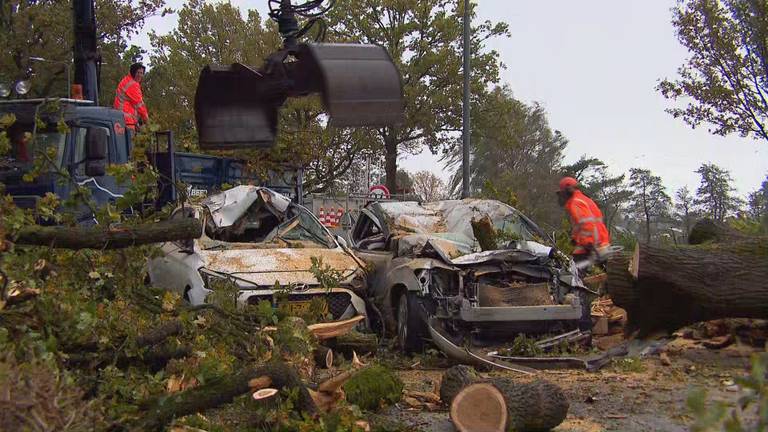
[246,292,353,319]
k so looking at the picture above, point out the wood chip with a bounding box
[659,352,672,366]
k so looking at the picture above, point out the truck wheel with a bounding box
[397,292,426,353]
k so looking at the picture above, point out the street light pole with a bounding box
[461,0,471,199]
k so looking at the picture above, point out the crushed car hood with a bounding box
[399,233,553,266]
[199,247,359,286]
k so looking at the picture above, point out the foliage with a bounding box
[344,365,403,411]
[627,168,672,244]
[0,0,167,101]
[675,186,698,237]
[687,353,768,432]
[611,357,646,373]
[445,86,567,229]
[658,0,768,142]
[326,0,509,191]
[500,334,543,357]
[746,173,768,231]
[144,0,378,193]
[695,163,742,222]
[310,256,343,290]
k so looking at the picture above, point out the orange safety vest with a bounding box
[113,75,148,129]
[564,190,611,255]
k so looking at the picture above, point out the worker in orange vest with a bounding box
[113,63,149,132]
[557,177,611,267]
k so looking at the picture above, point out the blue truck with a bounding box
[0,98,302,217]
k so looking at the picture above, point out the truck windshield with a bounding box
[1,124,66,170]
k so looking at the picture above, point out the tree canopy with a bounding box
[659,0,768,142]
[326,0,508,192]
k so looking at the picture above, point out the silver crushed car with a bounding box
[350,199,591,352]
[148,186,368,322]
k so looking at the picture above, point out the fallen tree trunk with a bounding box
[135,361,315,431]
[448,376,569,432]
[607,239,768,335]
[13,218,201,249]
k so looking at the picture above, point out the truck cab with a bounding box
[2,98,303,221]
[1,99,129,218]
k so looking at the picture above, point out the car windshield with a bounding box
[493,212,548,243]
[273,208,334,248]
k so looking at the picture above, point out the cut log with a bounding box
[13,218,201,249]
[607,239,768,335]
[439,365,480,405]
[450,383,508,432]
[135,361,315,431]
[313,346,334,369]
[450,378,569,432]
[325,331,378,357]
[252,388,279,400]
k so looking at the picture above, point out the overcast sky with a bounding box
[133,0,768,196]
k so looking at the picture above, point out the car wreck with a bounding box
[148,186,367,323]
[350,199,591,353]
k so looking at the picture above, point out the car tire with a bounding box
[396,292,426,353]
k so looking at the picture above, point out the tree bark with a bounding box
[135,361,316,431]
[449,377,569,432]
[606,239,768,335]
[384,129,398,193]
[324,331,378,357]
[13,218,202,249]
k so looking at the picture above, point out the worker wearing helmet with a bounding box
[113,63,149,132]
[557,177,611,266]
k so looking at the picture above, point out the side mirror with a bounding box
[84,127,108,177]
[336,235,349,249]
[86,127,108,160]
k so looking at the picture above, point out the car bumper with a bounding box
[458,296,582,322]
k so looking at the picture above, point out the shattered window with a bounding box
[205,198,281,243]
[272,209,334,248]
[493,212,547,243]
[203,197,334,248]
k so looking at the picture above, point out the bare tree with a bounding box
[411,170,447,202]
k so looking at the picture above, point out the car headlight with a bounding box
[0,83,10,98]
[198,269,232,289]
[14,80,31,95]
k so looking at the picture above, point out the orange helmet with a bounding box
[558,177,578,192]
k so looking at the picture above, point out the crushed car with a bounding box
[148,186,368,323]
[350,199,591,353]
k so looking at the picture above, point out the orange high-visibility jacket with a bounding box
[113,75,148,129]
[564,190,611,254]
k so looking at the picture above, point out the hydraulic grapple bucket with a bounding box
[194,43,404,150]
[194,64,280,149]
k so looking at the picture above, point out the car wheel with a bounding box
[397,292,426,353]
